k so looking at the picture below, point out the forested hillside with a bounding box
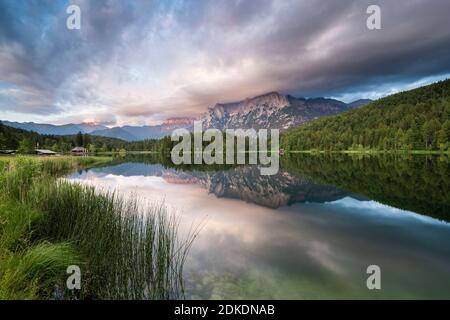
[0,122,128,153]
[282,80,450,151]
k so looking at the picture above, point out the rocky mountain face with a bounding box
[203,92,369,131]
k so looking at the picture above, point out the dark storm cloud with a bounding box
[0,0,449,124]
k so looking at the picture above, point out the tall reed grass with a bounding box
[0,156,193,299]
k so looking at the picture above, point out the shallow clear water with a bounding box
[67,154,450,299]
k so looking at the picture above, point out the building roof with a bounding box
[0,150,16,154]
[36,149,57,155]
[71,147,87,152]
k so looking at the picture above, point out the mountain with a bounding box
[346,99,373,109]
[203,92,356,130]
[282,79,450,151]
[1,121,107,135]
[95,91,349,140]
[1,92,370,141]
[90,127,142,141]
[161,117,196,131]
[91,125,163,141]
[91,117,195,141]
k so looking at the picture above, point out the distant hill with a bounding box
[282,80,450,151]
[91,126,148,141]
[346,99,373,109]
[90,118,196,141]
[1,121,107,135]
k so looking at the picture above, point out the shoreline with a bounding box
[286,150,450,155]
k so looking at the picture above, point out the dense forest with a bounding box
[0,122,128,153]
[281,79,450,151]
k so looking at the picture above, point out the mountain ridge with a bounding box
[1,121,108,136]
[1,93,372,141]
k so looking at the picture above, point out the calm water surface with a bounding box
[67,154,450,299]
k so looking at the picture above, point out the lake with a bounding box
[67,154,450,299]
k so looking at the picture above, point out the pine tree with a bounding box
[76,131,84,147]
[422,119,440,149]
[84,134,91,147]
[437,129,448,150]
[0,132,6,149]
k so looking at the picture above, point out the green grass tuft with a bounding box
[0,243,79,299]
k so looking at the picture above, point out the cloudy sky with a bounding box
[1,0,450,126]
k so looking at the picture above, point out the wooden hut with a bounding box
[71,147,88,155]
